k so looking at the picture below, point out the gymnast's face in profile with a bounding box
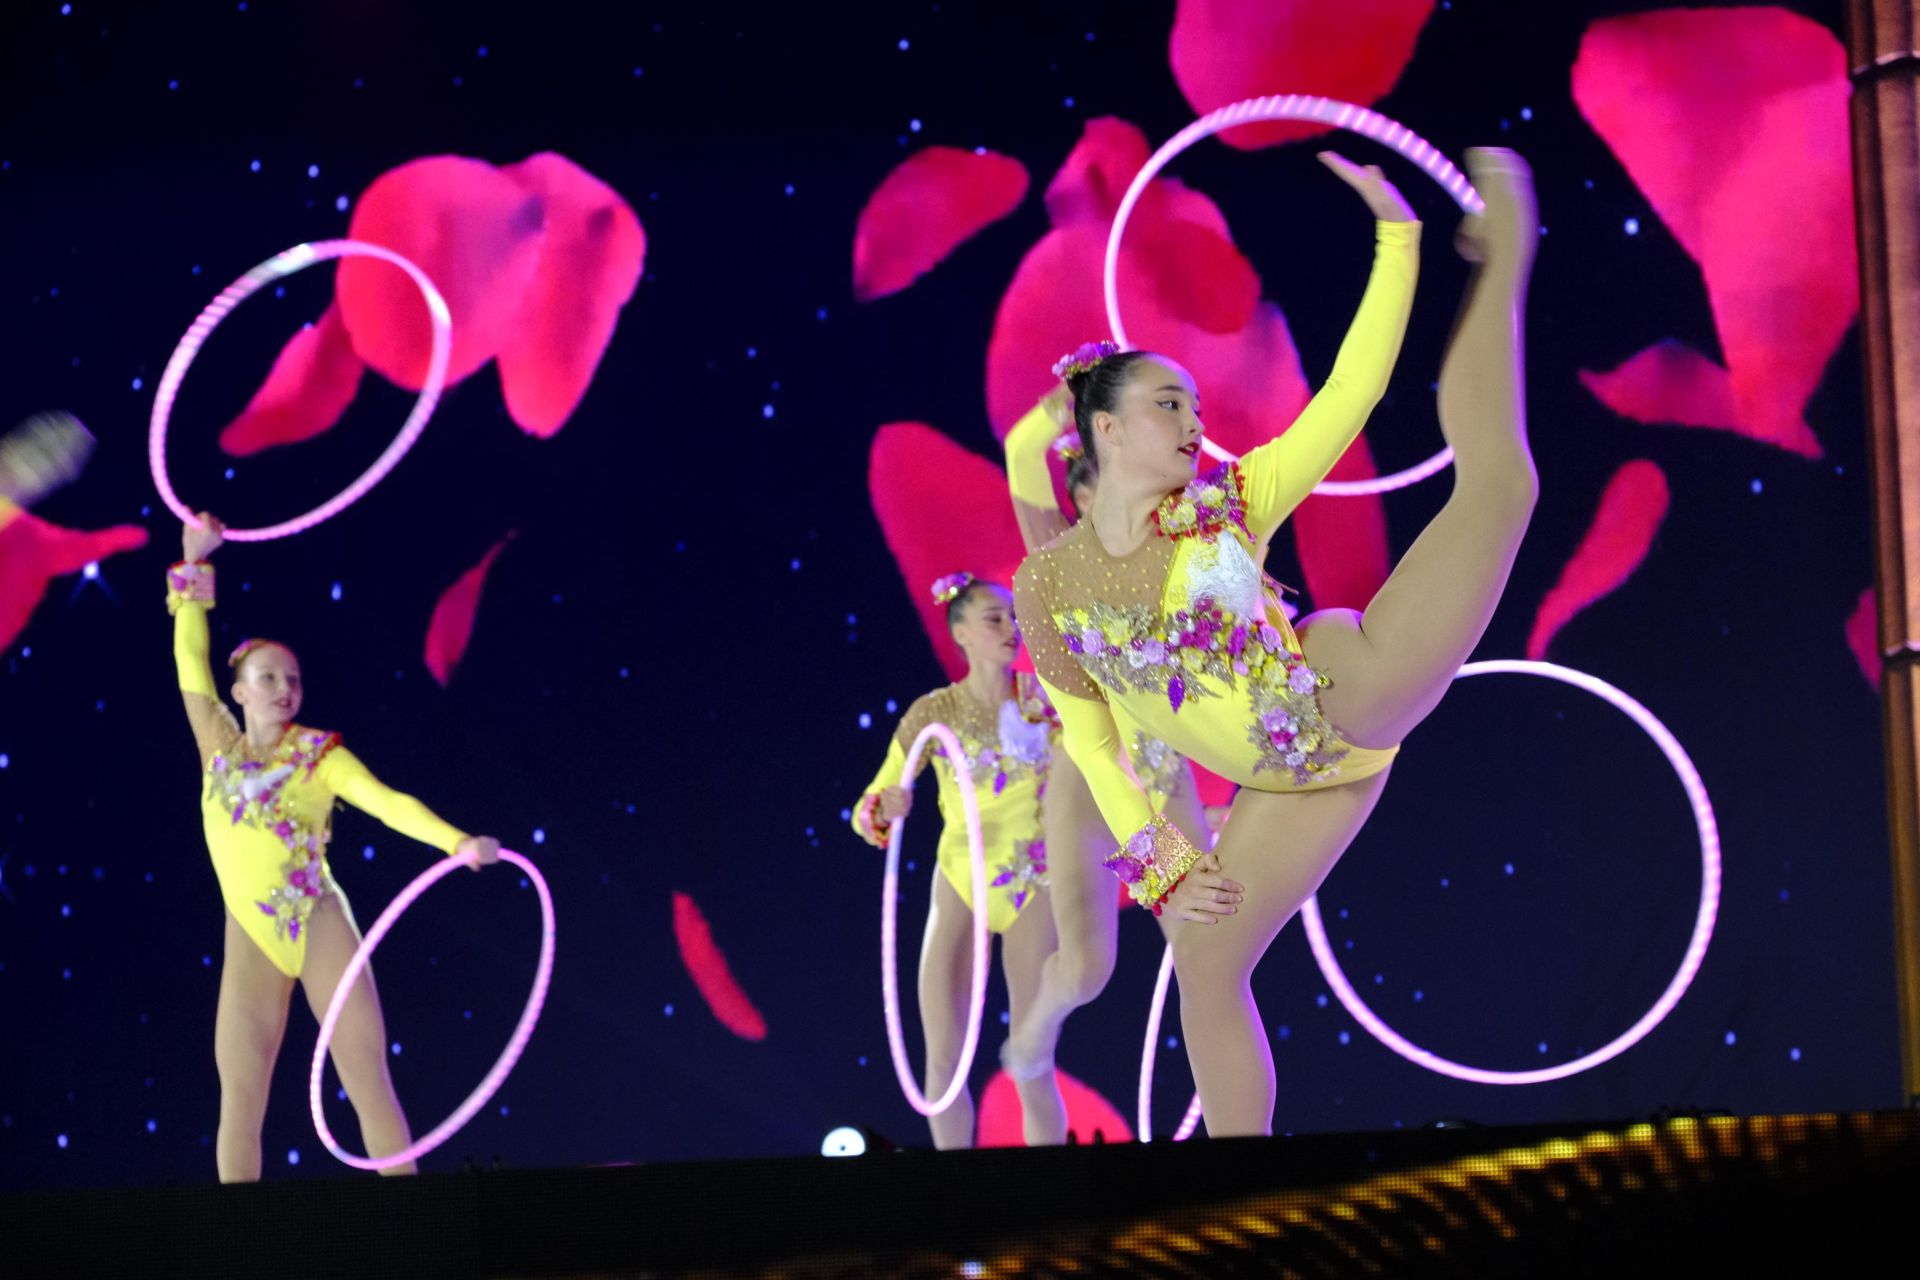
[233,644,303,730]
[951,585,1020,669]
[1091,356,1205,493]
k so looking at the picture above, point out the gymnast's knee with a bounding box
[1053,941,1116,1008]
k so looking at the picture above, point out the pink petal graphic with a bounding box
[218,303,367,457]
[671,891,768,1042]
[989,120,1284,443]
[869,423,1030,680]
[854,147,1030,301]
[338,155,547,391]
[1169,0,1436,150]
[1572,9,1854,457]
[1574,340,1823,456]
[1847,588,1880,689]
[423,532,515,687]
[0,508,148,651]
[1188,761,1237,809]
[976,1066,1135,1147]
[495,153,647,437]
[1526,460,1669,661]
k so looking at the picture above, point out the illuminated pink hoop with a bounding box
[881,722,991,1117]
[309,848,555,1170]
[149,239,453,542]
[1103,95,1482,497]
[1303,660,1721,1084]
[1134,660,1720,1123]
[1136,942,1204,1143]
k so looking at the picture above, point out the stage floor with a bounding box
[4,1111,1915,1277]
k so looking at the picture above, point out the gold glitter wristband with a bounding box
[1103,813,1204,912]
[166,560,215,615]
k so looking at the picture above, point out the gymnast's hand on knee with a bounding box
[456,835,501,870]
[1167,853,1245,925]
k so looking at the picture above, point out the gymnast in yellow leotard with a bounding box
[170,513,502,1182]
[996,385,1219,1088]
[852,573,1064,1148]
[1015,149,1541,1136]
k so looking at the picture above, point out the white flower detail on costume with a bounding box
[1184,534,1262,620]
[997,699,1052,767]
[238,764,295,804]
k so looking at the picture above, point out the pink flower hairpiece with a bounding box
[930,571,976,605]
[1050,340,1120,380]
[1051,434,1085,463]
[228,637,273,670]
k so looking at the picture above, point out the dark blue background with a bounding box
[0,0,1892,1189]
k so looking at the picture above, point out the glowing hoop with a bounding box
[1136,942,1205,1142]
[149,239,453,542]
[1134,660,1720,1113]
[1304,660,1721,1084]
[1104,95,1481,496]
[881,722,991,1117]
[310,848,555,1170]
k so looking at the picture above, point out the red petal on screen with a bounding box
[986,227,1260,441]
[495,153,647,438]
[869,423,1029,680]
[1188,761,1237,809]
[1577,340,1820,458]
[1525,460,1669,661]
[977,1067,1135,1147]
[671,892,768,1042]
[218,303,367,457]
[339,155,547,391]
[1289,435,1391,612]
[1572,9,1853,457]
[423,532,515,687]
[1169,0,1436,150]
[854,147,1030,301]
[990,120,1299,438]
[1847,588,1880,689]
[1044,116,1154,228]
[0,509,148,652]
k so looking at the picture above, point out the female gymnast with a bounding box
[1014,148,1538,1135]
[169,512,502,1180]
[852,573,1068,1147]
[998,387,1219,1086]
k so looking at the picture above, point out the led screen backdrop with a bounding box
[0,0,1892,1187]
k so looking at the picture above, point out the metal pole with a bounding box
[1848,0,1920,1104]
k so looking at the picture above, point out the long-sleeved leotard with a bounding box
[168,561,469,977]
[852,674,1057,933]
[1013,219,1419,911]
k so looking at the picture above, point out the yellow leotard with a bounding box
[1014,219,1419,908]
[852,675,1056,933]
[1004,397,1197,816]
[168,562,470,977]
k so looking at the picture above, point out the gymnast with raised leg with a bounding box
[1014,148,1538,1135]
[998,385,1224,1096]
[852,573,1068,1147]
[168,513,502,1180]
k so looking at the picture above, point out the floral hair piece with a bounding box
[1050,339,1120,380]
[930,571,977,606]
[1051,434,1085,464]
[228,637,280,671]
